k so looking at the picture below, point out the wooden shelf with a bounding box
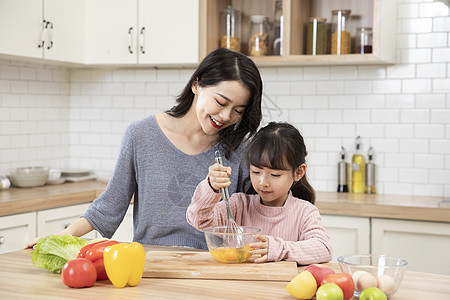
[199,0,397,66]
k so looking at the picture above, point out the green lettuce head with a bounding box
[30,235,88,273]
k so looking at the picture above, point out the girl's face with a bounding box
[250,164,306,207]
[192,80,250,136]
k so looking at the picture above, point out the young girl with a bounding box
[187,122,332,264]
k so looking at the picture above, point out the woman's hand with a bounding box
[249,234,269,263]
[208,163,232,192]
[23,236,42,249]
[23,217,95,249]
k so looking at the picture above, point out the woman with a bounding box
[24,48,263,250]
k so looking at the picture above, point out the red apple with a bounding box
[321,273,355,300]
[305,264,336,287]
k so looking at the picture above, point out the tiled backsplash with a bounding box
[0,0,449,197]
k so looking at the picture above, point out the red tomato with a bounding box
[321,273,355,300]
[61,258,97,288]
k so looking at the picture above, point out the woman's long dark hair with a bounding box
[166,48,263,159]
[245,122,316,204]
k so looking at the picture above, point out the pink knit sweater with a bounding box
[186,178,333,265]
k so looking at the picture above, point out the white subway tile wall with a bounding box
[0,0,449,197]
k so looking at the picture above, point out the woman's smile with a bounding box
[209,116,224,129]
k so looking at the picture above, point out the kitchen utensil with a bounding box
[338,254,408,298]
[214,150,243,241]
[143,250,298,281]
[8,166,49,188]
[204,226,260,263]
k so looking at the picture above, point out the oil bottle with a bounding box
[337,146,348,192]
[351,136,365,194]
[365,147,376,194]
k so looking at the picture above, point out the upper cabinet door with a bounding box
[138,0,199,65]
[0,0,43,59]
[43,0,85,63]
[85,0,138,64]
[0,0,84,63]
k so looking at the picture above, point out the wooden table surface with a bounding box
[1,180,449,222]
[0,244,449,300]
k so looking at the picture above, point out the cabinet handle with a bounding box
[46,21,54,50]
[128,27,134,54]
[64,223,71,229]
[38,20,48,48]
[0,236,4,245]
[140,27,145,54]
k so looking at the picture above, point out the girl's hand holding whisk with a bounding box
[208,163,232,192]
[249,234,269,263]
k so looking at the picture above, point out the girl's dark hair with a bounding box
[245,122,316,204]
[166,48,262,159]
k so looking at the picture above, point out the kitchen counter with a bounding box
[1,245,449,299]
[1,181,449,222]
[0,180,107,217]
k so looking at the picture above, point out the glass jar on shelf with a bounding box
[271,0,283,55]
[247,15,269,56]
[220,5,241,52]
[306,17,327,55]
[355,27,373,54]
[331,9,352,55]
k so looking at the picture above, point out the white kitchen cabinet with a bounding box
[37,203,98,240]
[0,0,85,63]
[85,0,199,65]
[111,204,134,243]
[321,215,370,262]
[0,212,36,254]
[371,218,450,276]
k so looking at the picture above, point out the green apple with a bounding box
[285,270,317,299]
[359,287,387,300]
[316,283,344,300]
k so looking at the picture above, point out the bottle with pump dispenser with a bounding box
[351,136,365,193]
[337,146,348,192]
[365,147,376,194]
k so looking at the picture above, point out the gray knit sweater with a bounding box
[83,115,249,249]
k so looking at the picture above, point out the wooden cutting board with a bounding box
[143,250,298,281]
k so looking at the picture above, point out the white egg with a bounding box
[378,274,396,294]
[352,270,368,287]
[357,272,378,291]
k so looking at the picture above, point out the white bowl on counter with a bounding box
[8,166,49,188]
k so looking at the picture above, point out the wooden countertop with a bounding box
[1,245,449,299]
[0,180,107,217]
[1,181,449,222]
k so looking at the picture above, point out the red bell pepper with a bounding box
[77,240,105,258]
[77,240,118,280]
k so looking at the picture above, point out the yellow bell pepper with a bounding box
[103,242,145,288]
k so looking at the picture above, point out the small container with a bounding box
[0,176,11,189]
[247,15,270,56]
[306,17,327,55]
[355,27,372,54]
[272,0,283,55]
[365,147,376,194]
[351,136,365,194]
[220,5,241,52]
[337,147,348,193]
[331,9,352,55]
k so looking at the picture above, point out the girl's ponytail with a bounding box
[292,175,315,205]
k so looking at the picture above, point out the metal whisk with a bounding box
[214,151,243,243]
